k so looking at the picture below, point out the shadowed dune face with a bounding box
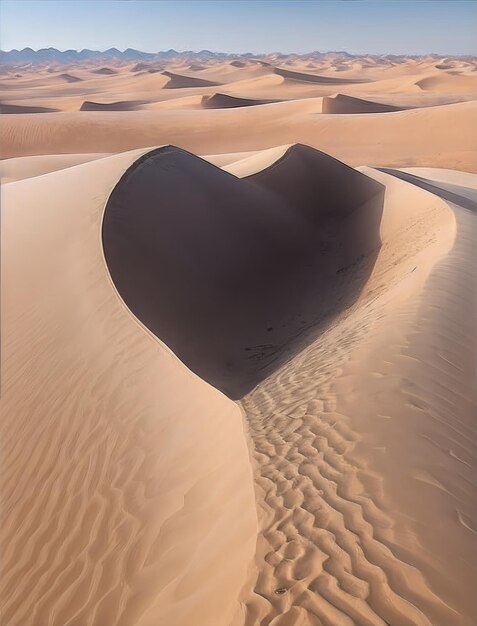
[162,70,221,89]
[0,102,60,113]
[274,66,370,84]
[322,93,404,114]
[102,145,384,398]
[378,167,477,211]
[80,100,146,111]
[92,67,117,75]
[58,73,82,82]
[202,93,282,108]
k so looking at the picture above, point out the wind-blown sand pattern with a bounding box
[1,51,476,625]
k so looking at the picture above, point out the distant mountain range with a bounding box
[1,47,469,67]
[0,47,256,65]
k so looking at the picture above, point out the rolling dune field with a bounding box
[1,51,476,626]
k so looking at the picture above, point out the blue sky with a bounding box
[1,1,476,55]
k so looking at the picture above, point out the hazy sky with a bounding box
[1,0,476,55]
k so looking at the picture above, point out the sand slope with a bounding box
[322,93,404,114]
[2,100,475,172]
[1,53,476,626]
[162,70,221,89]
[0,152,112,182]
[238,166,477,626]
[274,66,369,84]
[0,149,257,626]
[79,100,146,111]
[202,93,281,108]
[102,144,384,398]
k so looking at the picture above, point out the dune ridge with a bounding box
[102,144,384,398]
[322,93,404,114]
[0,148,258,626]
[2,100,475,172]
[162,70,221,89]
[0,103,59,114]
[2,51,477,626]
[274,66,370,84]
[202,93,282,108]
[238,167,476,625]
[80,100,146,111]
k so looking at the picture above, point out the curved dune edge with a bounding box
[79,100,146,112]
[0,102,59,114]
[101,144,385,398]
[0,148,257,626]
[58,73,83,82]
[202,93,282,108]
[274,66,370,84]
[2,100,476,173]
[162,70,221,89]
[92,67,117,75]
[0,152,113,183]
[239,169,477,625]
[322,93,404,114]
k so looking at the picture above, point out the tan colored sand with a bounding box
[238,166,476,626]
[1,99,476,172]
[1,53,476,626]
[0,148,257,626]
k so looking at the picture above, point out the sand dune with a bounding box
[202,92,281,108]
[0,102,59,114]
[58,73,83,82]
[238,165,476,626]
[0,152,111,182]
[2,52,476,626]
[274,66,370,84]
[92,67,117,75]
[162,70,221,89]
[417,73,477,92]
[322,93,404,114]
[80,100,145,111]
[102,144,384,398]
[2,99,476,172]
[1,148,257,626]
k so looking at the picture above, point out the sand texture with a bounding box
[1,52,476,625]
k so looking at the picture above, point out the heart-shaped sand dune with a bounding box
[102,144,385,398]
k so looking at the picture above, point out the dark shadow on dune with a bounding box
[92,67,118,75]
[58,73,83,83]
[274,67,370,84]
[80,100,146,111]
[322,94,404,114]
[102,145,384,399]
[202,93,282,109]
[162,71,221,89]
[0,103,60,113]
[378,168,477,212]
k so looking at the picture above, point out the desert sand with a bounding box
[1,52,476,626]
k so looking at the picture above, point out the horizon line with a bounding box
[2,47,476,58]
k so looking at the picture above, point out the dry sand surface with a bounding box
[1,53,476,625]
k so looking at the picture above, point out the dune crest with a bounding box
[1,149,257,626]
[80,100,145,111]
[322,93,404,113]
[0,102,59,114]
[202,92,281,108]
[162,70,221,88]
[274,66,370,84]
[102,144,384,398]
